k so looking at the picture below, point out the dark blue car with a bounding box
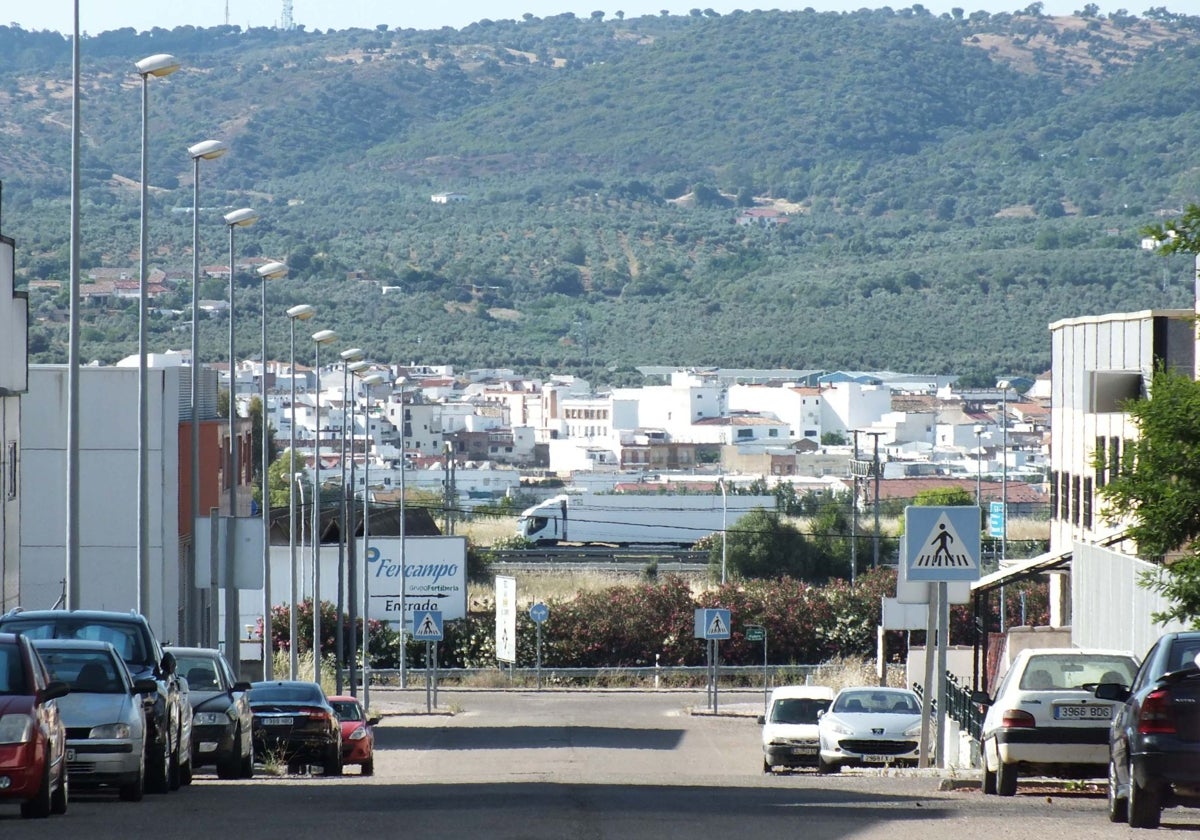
[1099,630,1200,829]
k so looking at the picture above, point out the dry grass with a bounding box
[271,649,339,695]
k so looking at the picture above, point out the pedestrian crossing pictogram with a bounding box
[904,506,982,583]
[413,609,443,641]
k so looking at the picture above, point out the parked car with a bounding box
[977,647,1138,797]
[249,681,342,776]
[1098,631,1200,828]
[327,695,380,776]
[758,685,834,773]
[0,632,69,818]
[33,639,153,802]
[816,687,923,773]
[0,609,187,794]
[167,646,253,780]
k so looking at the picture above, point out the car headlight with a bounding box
[825,721,854,736]
[904,722,924,737]
[0,715,33,745]
[348,726,368,741]
[193,711,232,726]
[90,723,132,740]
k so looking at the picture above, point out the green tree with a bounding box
[1097,365,1200,626]
[713,508,835,582]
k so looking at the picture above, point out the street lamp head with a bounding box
[340,347,365,363]
[996,378,1012,391]
[361,373,387,387]
[188,139,227,161]
[312,329,337,345]
[136,53,181,78]
[286,304,315,321]
[347,360,371,375]
[257,261,289,280]
[223,207,258,228]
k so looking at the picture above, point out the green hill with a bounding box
[2,7,1199,380]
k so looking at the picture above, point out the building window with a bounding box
[1083,476,1093,529]
[768,429,779,438]
[1094,436,1106,489]
[1071,474,1081,526]
[5,441,15,500]
[737,429,753,440]
[1049,470,1059,520]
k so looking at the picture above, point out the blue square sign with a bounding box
[904,506,982,582]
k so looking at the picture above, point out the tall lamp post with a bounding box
[335,347,365,695]
[395,376,410,689]
[187,138,227,647]
[345,359,371,696]
[311,328,338,682]
[256,261,288,679]
[996,378,1012,633]
[357,371,387,712]
[974,424,984,505]
[223,206,258,674]
[285,303,315,679]
[719,476,727,585]
[135,53,180,618]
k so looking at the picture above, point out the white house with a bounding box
[0,222,26,611]
[727,384,823,440]
[820,381,892,435]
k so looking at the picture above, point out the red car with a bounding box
[0,632,70,818]
[327,696,380,776]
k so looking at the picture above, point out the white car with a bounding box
[816,687,923,773]
[758,685,834,773]
[978,647,1138,796]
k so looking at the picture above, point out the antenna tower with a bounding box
[282,0,294,30]
[225,0,230,26]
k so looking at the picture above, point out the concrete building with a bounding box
[0,215,26,611]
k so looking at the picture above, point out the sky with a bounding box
[5,0,1174,37]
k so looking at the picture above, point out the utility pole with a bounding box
[864,431,885,569]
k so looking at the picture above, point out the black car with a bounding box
[1098,630,1200,829]
[249,681,342,776]
[0,609,186,795]
[166,646,254,779]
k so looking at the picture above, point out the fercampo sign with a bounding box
[365,536,468,629]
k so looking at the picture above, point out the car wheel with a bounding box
[323,745,343,777]
[982,761,997,795]
[146,732,171,794]
[996,761,1017,797]
[1128,759,1162,830]
[361,759,374,777]
[50,763,68,815]
[118,753,145,802]
[180,755,193,786]
[168,737,181,791]
[763,758,773,774]
[19,751,53,819]
[816,756,839,775]
[217,731,242,780]
[1108,757,1128,823]
[240,739,255,779]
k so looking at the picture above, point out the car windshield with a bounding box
[0,645,29,695]
[1019,655,1138,690]
[1,618,150,668]
[330,700,364,721]
[37,648,125,694]
[833,691,919,714]
[177,658,222,692]
[250,683,324,704]
[769,697,829,724]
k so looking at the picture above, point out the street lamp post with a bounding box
[335,348,365,695]
[311,328,338,683]
[719,476,727,585]
[358,372,387,712]
[345,359,370,696]
[395,377,410,689]
[285,303,314,679]
[256,261,288,680]
[223,207,258,675]
[996,379,1012,633]
[187,138,227,646]
[135,53,180,619]
[974,424,984,506]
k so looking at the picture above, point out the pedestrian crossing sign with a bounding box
[904,506,981,582]
[413,609,444,641]
[694,608,731,640]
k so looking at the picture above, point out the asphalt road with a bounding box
[3,688,1196,838]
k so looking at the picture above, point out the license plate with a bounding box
[263,717,293,726]
[862,754,890,763]
[1054,704,1111,720]
[199,741,219,753]
[66,749,75,761]
[791,746,818,755]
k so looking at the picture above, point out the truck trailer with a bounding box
[515,493,777,546]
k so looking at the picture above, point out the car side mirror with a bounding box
[133,677,158,695]
[756,715,765,725]
[970,690,992,706]
[368,716,382,727]
[816,709,825,719]
[159,651,177,677]
[40,680,70,702]
[1094,683,1130,702]
[232,681,252,693]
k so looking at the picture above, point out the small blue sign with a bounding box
[904,506,982,583]
[413,609,444,641]
[694,608,731,640]
[988,501,1006,538]
[529,602,549,624]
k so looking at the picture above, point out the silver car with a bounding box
[816,687,924,773]
[33,639,152,801]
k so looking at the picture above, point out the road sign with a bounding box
[988,501,1005,538]
[413,609,443,641]
[529,602,549,624]
[365,536,468,630]
[495,575,517,663]
[694,608,731,640]
[904,506,982,582]
[745,625,765,642]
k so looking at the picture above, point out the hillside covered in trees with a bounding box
[2,5,1199,382]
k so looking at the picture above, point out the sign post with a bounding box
[413,608,444,712]
[745,624,767,714]
[529,602,549,690]
[695,608,731,712]
[904,506,982,769]
[495,576,517,680]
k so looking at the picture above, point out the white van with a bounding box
[758,684,835,773]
